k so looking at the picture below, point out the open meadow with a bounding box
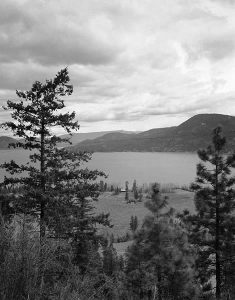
[95,189,195,238]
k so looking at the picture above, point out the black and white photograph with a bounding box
[0,1,234,299]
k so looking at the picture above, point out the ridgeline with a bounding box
[69,114,235,152]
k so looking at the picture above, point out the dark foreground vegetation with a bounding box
[0,69,234,300]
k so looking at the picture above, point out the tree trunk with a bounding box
[215,155,221,300]
[40,115,46,241]
[157,271,162,300]
[215,215,221,300]
[0,199,4,228]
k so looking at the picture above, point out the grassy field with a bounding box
[95,189,195,238]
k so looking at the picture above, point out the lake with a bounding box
[0,150,199,187]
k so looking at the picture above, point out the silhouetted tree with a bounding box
[1,69,114,284]
[102,243,119,277]
[1,68,79,240]
[125,181,129,202]
[100,180,104,192]
[190,127,235,300]
[132,179,137,192]
[129,215,138,233]
[104,182,107,191]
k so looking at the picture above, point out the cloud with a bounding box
[211,0,235,4]
[0,0,120,67]
[1,0,235,133]
[199,35,235,61]
[184,33,235,62]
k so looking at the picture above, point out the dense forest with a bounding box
[0,69,234,300]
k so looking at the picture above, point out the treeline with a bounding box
[99,181,178,194]
[99,180,177,204]
[0,69,234,300]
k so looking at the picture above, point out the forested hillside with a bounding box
[70,114,235,152]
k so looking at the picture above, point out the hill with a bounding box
[70,114,235,152]
[58,130,139,147]
[0,131,139,149]
[0,136,18,149]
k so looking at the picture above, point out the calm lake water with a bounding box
[0,150,199,186]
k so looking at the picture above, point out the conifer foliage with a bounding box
[1,68,79,239]
[191,127,235,299]
[0,68,110,251]
[129,215,138,233]
[125,183,199,299]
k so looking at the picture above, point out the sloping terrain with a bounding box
[0,136,18,149]
[70,114,235,152]
[58,130,139,147]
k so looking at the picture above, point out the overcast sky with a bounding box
[1,0,235,134]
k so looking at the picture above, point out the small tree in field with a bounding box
[132,179,137,192]
[125,181,129,202]
[129,215,138,233]
[191,127,235,300]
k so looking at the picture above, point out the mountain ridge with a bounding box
[69,114,235,152]
[58,130,140,147]
[1,114,235,152]
[0,131,140,149]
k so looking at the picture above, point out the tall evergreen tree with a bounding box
[0,69,110,246]
[190,127,235,299]
[1,68,112,277]
[1,68,78,240]
[125,183,199,299]
[53,164,111,272]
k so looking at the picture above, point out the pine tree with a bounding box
[1,69,112,278]
[100,180,104,192]
[0,186,15,225]
[125,183,199,299]
[134,216,138,231]
[1,68,79,240]
[59,172,111,273]
[132,179,137,192]
[104,182,107,191]
[102,242,119,277]
[114,186,120,195]
[129,215,138,233]
[190,127,235,299]
[125,181,129,202]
